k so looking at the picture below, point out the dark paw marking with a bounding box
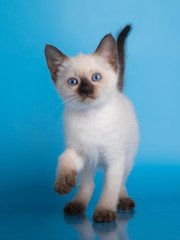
[93,209,117,223]
[117,197,135,210]
[64,201,86,215]
[54,170,77,195]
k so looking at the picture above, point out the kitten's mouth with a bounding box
[81,94,95,102]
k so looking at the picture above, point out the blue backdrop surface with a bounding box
[0,0,180,239]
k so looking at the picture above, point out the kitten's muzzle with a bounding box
[81,86,92,95]
[78,78,95,101]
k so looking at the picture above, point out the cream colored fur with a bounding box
[54,52,139,213]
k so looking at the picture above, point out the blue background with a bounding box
[0,0,180,239]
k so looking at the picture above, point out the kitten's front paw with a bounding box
[64,201,86,215]
[92,209,117,223]
[117,197,135,210]
[54,170,77,195]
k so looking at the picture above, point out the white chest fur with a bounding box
[63,93,139,165]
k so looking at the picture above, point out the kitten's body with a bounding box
[45,25,139,223]
[64,90,138,170]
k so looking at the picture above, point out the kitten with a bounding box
[44,25,139,223]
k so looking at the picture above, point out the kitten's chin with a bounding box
[80,95,95,104]
[73,95,108,111]
[64,92,110,111]
[74,98,96,111]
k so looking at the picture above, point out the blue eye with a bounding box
[67,78,78,86]
[92,73,102,82]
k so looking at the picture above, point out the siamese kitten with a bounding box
[45,25,139,223]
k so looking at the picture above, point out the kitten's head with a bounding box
[45,34,118,110]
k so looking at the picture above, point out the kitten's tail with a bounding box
[117,25,132,92]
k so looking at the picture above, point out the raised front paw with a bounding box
[92,209,117,223]
[117,197,135,210]
[54,170,77,195]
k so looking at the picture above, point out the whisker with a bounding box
[46,94,69,105]
[59,99,74,121]
[69,100,76,114]
[66,99,74,113]
[47,97,60,105]
[48,96,76,119]
[58,98,74,121]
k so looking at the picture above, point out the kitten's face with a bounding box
[45,34,118,110]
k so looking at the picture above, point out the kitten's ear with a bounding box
[93,34,118,71]
[44,44,68,82]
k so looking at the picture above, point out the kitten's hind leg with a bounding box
[64,165,95,215]
[117,183,135,210]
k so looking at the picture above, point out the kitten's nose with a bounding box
[82,86,91,95]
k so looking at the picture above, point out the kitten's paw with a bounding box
[117,197,135,210]
[92,209,117,223]
[54,170,77,195]
[64,201,86,215]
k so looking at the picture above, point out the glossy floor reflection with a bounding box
[64,210,135,240]
[1,164,180,240]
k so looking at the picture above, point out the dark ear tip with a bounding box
[44,43,53,51]
[106,33,115,39]
[101,33,116,44]
[44,44,51,54]
[44,44,61,58]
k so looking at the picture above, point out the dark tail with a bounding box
[117,25,132,92]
